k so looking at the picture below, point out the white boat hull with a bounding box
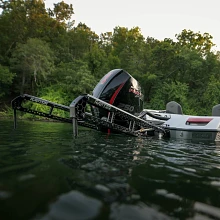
[168,129,220,142]
[144,110,220,142]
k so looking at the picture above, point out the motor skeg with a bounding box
[92,69,143,119]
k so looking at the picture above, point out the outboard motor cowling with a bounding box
[92,69,143,120]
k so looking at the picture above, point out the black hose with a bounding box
[141,111,170,121]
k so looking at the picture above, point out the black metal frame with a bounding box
[12,94,167,137]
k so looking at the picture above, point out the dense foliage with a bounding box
[1,0,220,115]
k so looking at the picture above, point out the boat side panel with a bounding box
[169,130,219,141]
[164,115,220,132]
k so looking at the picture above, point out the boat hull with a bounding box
[163,114,220,142]
[143,110,220,142]
[168,129,220,142]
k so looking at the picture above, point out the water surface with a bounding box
[1,119,220,220]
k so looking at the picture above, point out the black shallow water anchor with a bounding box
[13,108,17,129]
[11,94,167,138]
[69,94,167,137]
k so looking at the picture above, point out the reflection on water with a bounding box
[0,119,220,219]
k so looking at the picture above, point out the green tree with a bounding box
[0,65,15,98]
[52,1,74,24]
[140,40,179,102]
[111,26,145,74]
[99,32,113,55]
[201,75,220,115]
[0,0,28,64]
[175,29,215,55]
[49,60,96,102]
[53,22,99,63]
[0,0,64,66]
[148,81,189,112]
[85,44,108,78]
[10,38,54,94]
[149,41,177,79]
[98,31,121,71]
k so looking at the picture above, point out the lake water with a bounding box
[1,119,220,220]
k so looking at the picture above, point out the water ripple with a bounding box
[1,120,220,220]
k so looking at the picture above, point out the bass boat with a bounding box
[11,69,220,142]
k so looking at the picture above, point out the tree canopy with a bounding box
[0,0,220,116]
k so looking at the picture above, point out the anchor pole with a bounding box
[13,109,17,129]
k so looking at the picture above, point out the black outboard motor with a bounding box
[92,69,143,123]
